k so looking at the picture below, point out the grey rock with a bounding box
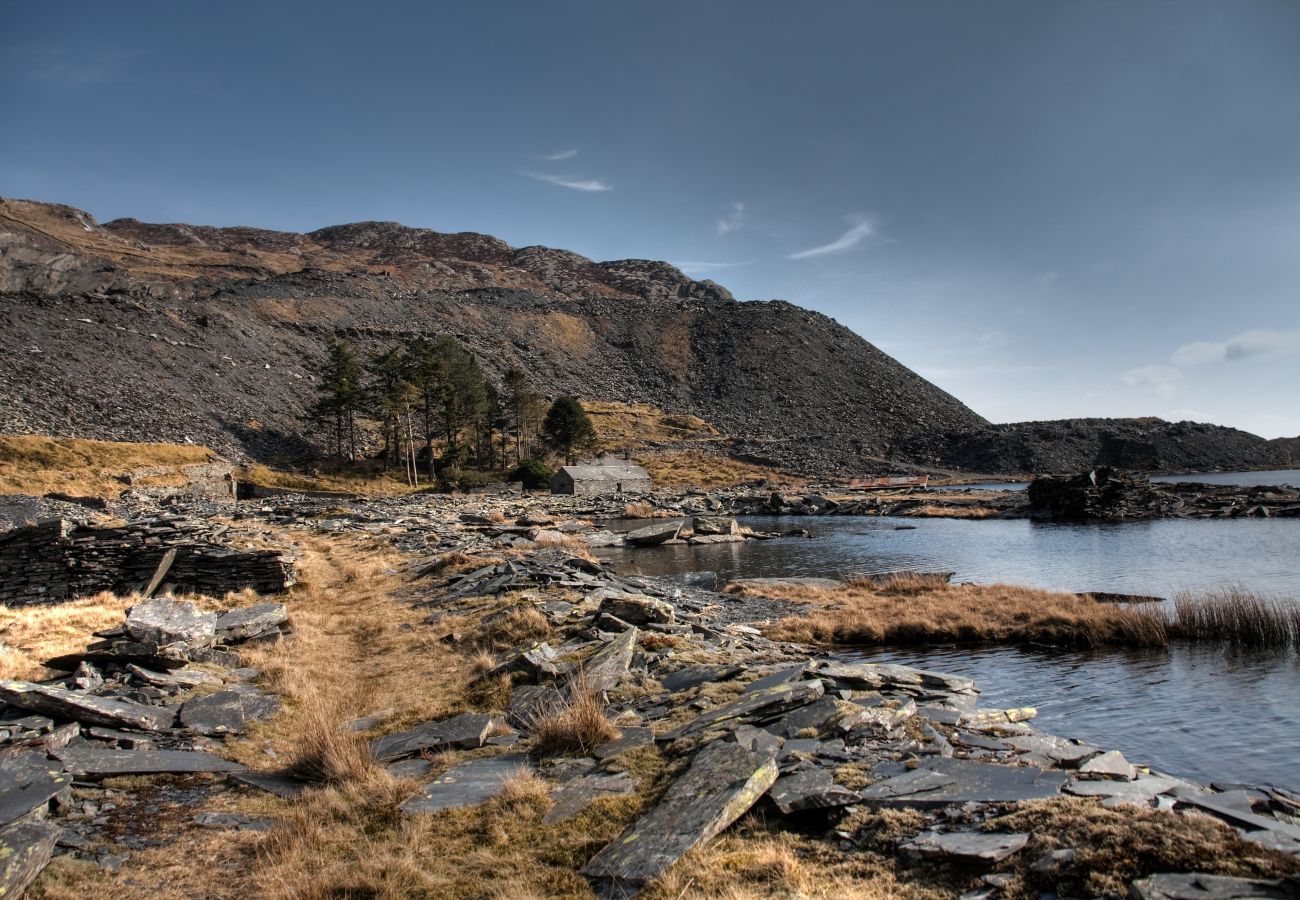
[125,598,218,649]
[598,594,675,626]
[1065,774,1182,805]
[692,516,740,535]
[229,771,309,797]
[742,663,814,694]
[594,726,654,760]
[1079,749,1137,780]
[125,663,222,689]
[1129,873,1298,899]
[342,708,397,733]
[194,811,274,831]
[508,685,565,730]
[0,821,61,899]
[1169,786,1300,842]
[1003,733,1100,767]
[214,602,288,641]
[859,758,1067,807]
[0,753,71,828]
[180,688,280,736]
[575,627,639,696]
[387,759,433,779]
[544,771,638,824]
[401,753,533,815]
[769,768,859,813]
[659,664,744,693]
[581,740,779,892]
[369,712,494,763]
[53,746,245,776]
[0,679,169,731]
[775,698,854,738]
[900,830,1029,863]
[669,678,826,738]
[625,521,682,545]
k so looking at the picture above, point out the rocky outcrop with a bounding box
[1027,468,1300,521]
[894,418,1287,475]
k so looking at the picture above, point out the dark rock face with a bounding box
[894,418,1287,475]
[1272,436,1300,463]
[0,199,985,474]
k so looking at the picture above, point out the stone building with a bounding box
[550,458,651,496]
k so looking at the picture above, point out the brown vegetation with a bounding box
[0,591,138,680]
[0,435,215,498]
[528,679,621,757]
[753,576,1299,651]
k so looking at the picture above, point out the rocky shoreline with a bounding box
[1,487,1298,896]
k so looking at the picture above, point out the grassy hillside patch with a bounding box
[0,435,216,497]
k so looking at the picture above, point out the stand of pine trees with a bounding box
[304,336,595,487]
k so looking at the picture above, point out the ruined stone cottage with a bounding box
[550,459,651,496]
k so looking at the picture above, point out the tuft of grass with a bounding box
[528,680,621,758]
[622,500,661,519]
[1168,587,1299,649]
[284,692,376,786]
[469,649,497,677]
[474,606,554,651]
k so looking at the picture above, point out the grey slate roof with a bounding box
[559,462,649,481]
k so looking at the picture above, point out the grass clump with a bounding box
[1169,587,1299,649]
[529,681,621,757]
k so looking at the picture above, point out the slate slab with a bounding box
[1169,787,1300,842]
[0,680,169,731]
[180,688,281,736]
[660,664,745,693]
[369,712,494,763]
[593,726,654,760]
[576,627,639,696]
[598,594,675,626]
[1065,774,1182,805]
[544,771,638,823]
[52,746,245,776]
[125,664,221,689]
[0,821,61,899]
[581,740,779,893]
[0,753,70,828]
[229,771,310,798]
[1130,873,1298,899]
[768,768,859,814]
[625,522,682,545]
[668,679,826,739]
[507,685,564,731]
[401,753,533,815]
[1003,733,1100,767]
[126,598,218,649]
[214,602,288,641]
[816,661,976,695]
[1078,749,1137,780]
[860,758,1067,807]
[900,830,1030,863]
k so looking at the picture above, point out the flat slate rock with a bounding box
[581,740,779,892]
[401,753,533,815]
[668,678,826,738]
[814,661,976,695]
[0,680,169,732]
[214,602,288,641]
[126,598,218,648]
[900,830,1030,863]
[180,688,281,736]
[1078,749,1136,780]
[625,522,682,545]
[1130,873,1299,899]
[370,712,494,763]
[1003,733,1100,767]
[768,768,859,814]
[742,663,813,694]
[53,746,244,776]
[593,727,654,760]
[544,771,638,824]
[659,664,745,693]
[0,821,61,899]
[0,753,71,828]
[860,758,1067,807]
[387,759,434,779]
[229,771,310,798]
[1066,774,1182,805]
[507,685,564,731]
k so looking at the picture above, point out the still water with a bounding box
[947,467,1300,493]
[600,515,1300,598]
[597,513,1300,788]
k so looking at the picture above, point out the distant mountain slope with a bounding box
[0,198,987,474]
[894,418,1288,475]
[1272,436,1300,464]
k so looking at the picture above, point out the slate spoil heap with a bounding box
[0,516,297,606]
[1028,468,1300,521]
[0,595,289,895]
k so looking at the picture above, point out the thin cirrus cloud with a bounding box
[1171,329,1300,366]
[715,201,746,236]
[536,148,578,161]
[522,171,613,192]
[787,214,876,260]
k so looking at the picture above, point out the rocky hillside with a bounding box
[0,198,987,474]
[894,418,1288,475]
[1272,437,1300,464]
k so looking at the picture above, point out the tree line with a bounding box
[305,336,596,484]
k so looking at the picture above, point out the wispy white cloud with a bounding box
[537,148,578,161]
[787,214,875,260]
[1172,329,1300,366]
[1123,364,1181,398]
[1037,271,1059,286]
[522,171,613,192]
[715,201,746,236]
[670,260,747,275]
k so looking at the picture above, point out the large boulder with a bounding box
[126,598,218,650]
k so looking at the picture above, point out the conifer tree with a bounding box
[542,396,597,465]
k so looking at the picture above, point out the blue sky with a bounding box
[4,1,1299,438]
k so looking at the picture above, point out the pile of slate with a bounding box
[1029,468,1300,521]
[0,597,290,891]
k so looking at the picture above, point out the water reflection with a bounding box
[599,516,1300,597]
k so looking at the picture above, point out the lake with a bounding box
[596,512,1300,788]
[945,467,1300,493]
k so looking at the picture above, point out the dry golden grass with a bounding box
[982,798,1300,899]
[473,605,554,651]
[240,463,424,497]
[0,592,138,680]
[282,692,376,786]
[622,500,662,518]
[584,401,721,447]
[904,503,1000,519]
[746,578,1171,649]
[1170,587,1299,649]
[637,449,801,490]
[0,435,215,498]
[419,551,504,577]
[529,681,621,757]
